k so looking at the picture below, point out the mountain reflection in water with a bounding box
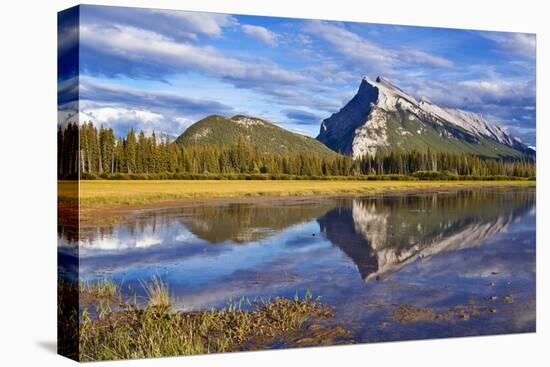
[62,187,535,341]
[74,188,534,285]
[318,189,534,281]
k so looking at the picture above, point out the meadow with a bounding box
[70,179,535,208]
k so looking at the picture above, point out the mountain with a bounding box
[176,114,337,157]
[317,76,533,159]
[156,131,177,143]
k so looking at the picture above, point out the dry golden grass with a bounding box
[140,277,170,308]
[65,179,535,209]
[64,278,343,361]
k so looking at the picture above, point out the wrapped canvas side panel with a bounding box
[57,5,80,361]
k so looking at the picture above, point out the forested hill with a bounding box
[58,122,535,179]
[175,115,337,157]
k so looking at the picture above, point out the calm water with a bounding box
[61,187,536,342]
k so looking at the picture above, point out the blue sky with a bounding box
[58,5,536,145]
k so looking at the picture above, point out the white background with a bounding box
[0,0,547,365]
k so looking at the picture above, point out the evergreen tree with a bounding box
[70,121,536,179]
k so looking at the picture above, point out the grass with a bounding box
[58,278,79,360]
[79,279,119,300]
[140,277,170,308]
[58,278,346,361]
[68,179,535,209]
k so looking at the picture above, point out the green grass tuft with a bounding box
[140,277,170,308]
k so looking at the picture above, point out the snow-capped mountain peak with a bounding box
[417,98,514,146]
[361,76,418,110]
[317,76,532,158]
[419,96,432,104]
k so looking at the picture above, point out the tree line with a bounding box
[57,122,535,179]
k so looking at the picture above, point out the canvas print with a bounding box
[57,4,536,362]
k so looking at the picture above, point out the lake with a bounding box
[60,186,536,343]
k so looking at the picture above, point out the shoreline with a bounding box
[58,179,536,227]
[60,279,352,361]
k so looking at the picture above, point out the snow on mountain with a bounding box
[417,98,515,146]
[351,198,519,282]
[317,76,531,159]
[365,76,418,110]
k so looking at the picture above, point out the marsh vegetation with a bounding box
[59,279,351,361]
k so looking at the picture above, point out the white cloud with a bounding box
[460,80,503,93]
[482,32,536,59]
[149,10,237,38]
[80,234,162,252]
[303,21,454,73]
[241,24,279,46]
[77,101,190,137]
[399,49,454,68]
[304,20,395,70]
[136,235,162,248]
[458,79,535,102]
[305,62,357,84]
[72,77,238,136]
[80,23,308,88]
[83,107,163,125]
[500,33,536,59]
[404,77,534,108]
